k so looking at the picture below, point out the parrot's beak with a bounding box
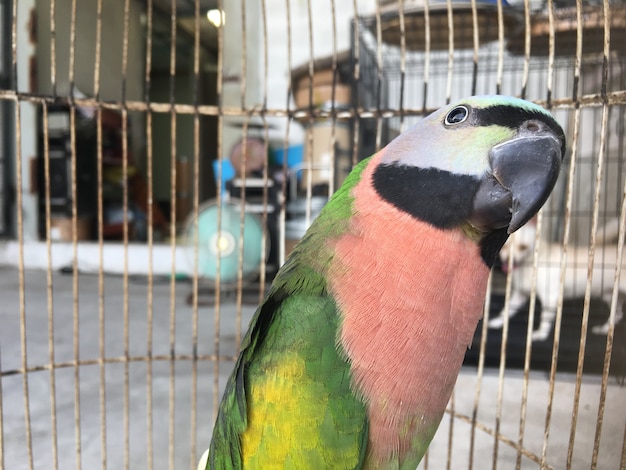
[470,129,563,234]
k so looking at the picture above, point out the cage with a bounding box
[0,0,625,469]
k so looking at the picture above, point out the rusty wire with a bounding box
[168,1,179,468]
[1,1,626,470]
[143,0,155,466]
[445,0,454,103]
[93,1,108,468]
[13,0,33,461]
[0,87,625,117]
[468,270,493,470]
[589,4,618,467]
[211,0,224,426]
[563,4,586,464]
[42,101,59,470]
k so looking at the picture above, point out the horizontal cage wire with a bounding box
[0,0,624,469]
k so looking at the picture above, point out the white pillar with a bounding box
[221,1,262,159]
[16,0,38,240]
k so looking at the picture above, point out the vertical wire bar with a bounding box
[546,0,555,104]
[278,0,293,267]
[50,0,57,97]
[519,0,531,98]
[234,127,249,351]
[70,89,83,470]
[92,1,106,468]
[422,0,431,112]
[231,1,248,355]
[445,0,454,103]
[190,0,201,465]
[538,3,567,458]
[215,0,240,425]
[502,225,522,468]
[13,0,33,460]
[211,0,225,421]
[259,118,270,305]
[561,108,610,469]
[258,0,269,306]
[304,0,313,118]
[328,0,338,196]
[167,1,178,467]
[45,6,59,458]
[446,390,454,470]
[165,88,177,470]
[304,0,314,221]
[621,422,626,469]
[143,1,154,469]
[564,1,585,465]
[235,131,249,346]
[231,23,247,345]
[495,0,505,94]
[303,0,313,211]
[121,111,130,470]
[552,104,581,470]
[591,165,625,468]
[120,119,131,460]
[240,0,248,111]
[145,95,156,470]
[515,208,547,468]
[470,0,479,96]
[16,96,33,470]
[397,0,406,132]
[47,0,60,461]
[120,1,131,467]
[350,0,360,169]
[374,1,383,151]
[492,238,513,469]
[260,0,268,113]
[468,271,493,470]
[96,107,107,470]
[589,3,614,466]
[326,0,337,196]
[571,0,583,105]
[42,101,59,470]
[67,0,82,467]
[538,217,567,461]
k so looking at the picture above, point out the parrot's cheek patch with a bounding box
[372,164,480,229]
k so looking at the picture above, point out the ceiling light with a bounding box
[206,9,225,28]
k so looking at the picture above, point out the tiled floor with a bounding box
[1,267,624,469]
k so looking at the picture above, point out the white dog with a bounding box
[488,218,625,341]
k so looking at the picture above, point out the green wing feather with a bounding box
[207,159,372,469]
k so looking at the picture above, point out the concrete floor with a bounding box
[1,266,624,469]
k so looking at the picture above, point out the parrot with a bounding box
[203,95,565,469]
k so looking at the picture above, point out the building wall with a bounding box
[35,0,146,188]
[36,0,145,103]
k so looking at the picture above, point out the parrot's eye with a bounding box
[445,106,469,126]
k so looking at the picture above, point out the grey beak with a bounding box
[470,132,563,234]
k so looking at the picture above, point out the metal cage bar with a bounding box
[0,1,625,469]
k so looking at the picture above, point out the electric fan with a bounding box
[183,199,267,286]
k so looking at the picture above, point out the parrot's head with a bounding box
[374,95,565,237]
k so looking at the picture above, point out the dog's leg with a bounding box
[532,306,556,341]
[592,291,625,335]
[489,289,528,329]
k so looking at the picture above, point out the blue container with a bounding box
[271,144,304,169]
[212,159,236,195]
